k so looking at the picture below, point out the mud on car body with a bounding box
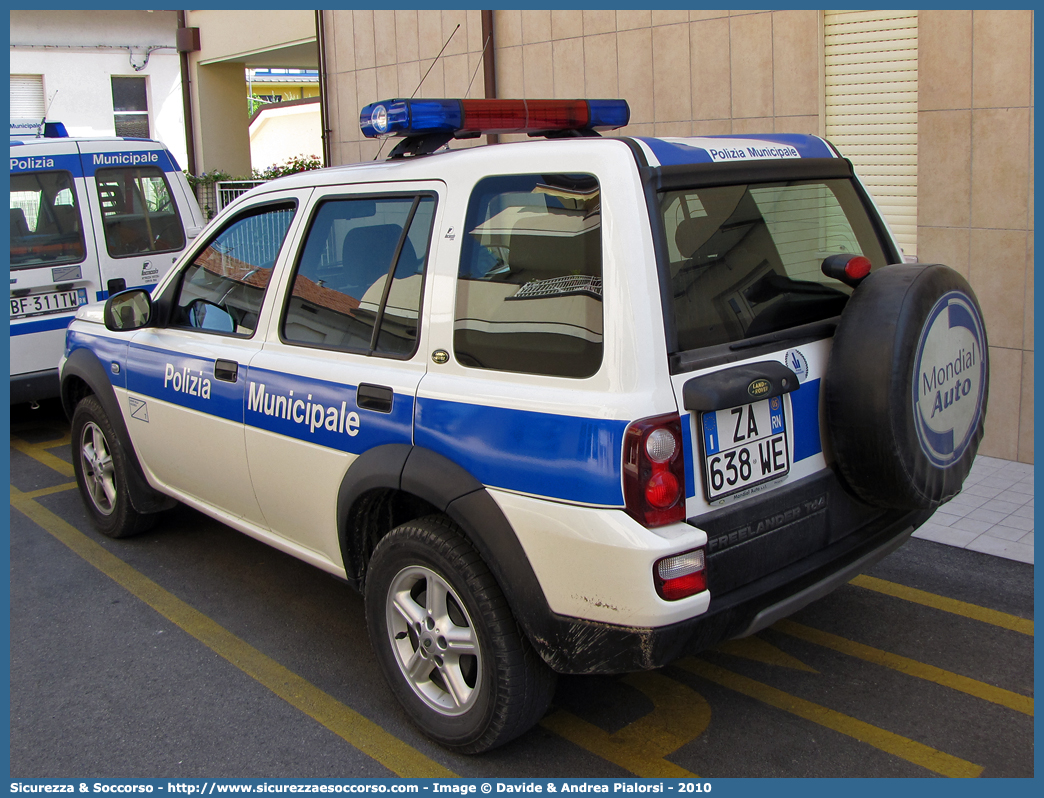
[59,98,988,753]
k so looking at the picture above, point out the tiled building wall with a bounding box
[323,9,1033,463]
[324,10,489,164]
[324,10,823,156]
[916,10,1034,463]
[493,10,821,140]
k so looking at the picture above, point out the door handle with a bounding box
[214,359,239,383]
[357,383,393,413]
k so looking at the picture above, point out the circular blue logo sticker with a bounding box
[784,349,809,383]
[912,291,986,467]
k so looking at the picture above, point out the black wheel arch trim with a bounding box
[336,443,560,665]
[335,444,929,675]
[60,347,177,514]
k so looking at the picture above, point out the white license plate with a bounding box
[10,288,89,319]
[701,395,790,500]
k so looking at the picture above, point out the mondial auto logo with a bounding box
[371,104,389,135]
[912,291,986,466]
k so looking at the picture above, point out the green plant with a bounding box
[248,95,268,116]
[252,155,322,180]
[183,169,233,189]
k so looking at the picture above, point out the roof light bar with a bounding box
[359,98,630,139]
[43,122,69,138]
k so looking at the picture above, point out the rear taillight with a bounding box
[623,413,686,527]
[654,548,706,601]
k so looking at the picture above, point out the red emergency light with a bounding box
[360,98,630,139]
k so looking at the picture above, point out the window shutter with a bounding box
[825,10,918,257]
[11,74,46,118]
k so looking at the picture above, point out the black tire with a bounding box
[364,515,556,753]
[825,264,989,509]
[71,394,156,538]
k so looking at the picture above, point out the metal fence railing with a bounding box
[216,206,296,269]
[216,180,267,213]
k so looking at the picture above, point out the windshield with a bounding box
[10,170,86,270]
[658,178,888,352]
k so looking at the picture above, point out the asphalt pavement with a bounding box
[9,400,1035,778]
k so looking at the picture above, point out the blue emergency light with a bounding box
[359,98,630,139]
[10,120,69,139]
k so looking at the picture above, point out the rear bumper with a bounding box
[525,472,929,674]
[11,368,60,404]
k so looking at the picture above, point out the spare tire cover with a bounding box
[825,264,989,509]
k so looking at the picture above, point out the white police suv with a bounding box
[11,121,205,404]
[59,98,989,753]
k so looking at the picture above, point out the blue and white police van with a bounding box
[10,120,205,404]
[58,98,988,753]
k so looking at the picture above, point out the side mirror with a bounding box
[104,288,153,331]
[186,298,235,332]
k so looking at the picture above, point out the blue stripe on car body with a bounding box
[76,335,629,504]
[12,285,159,336]
[636,134,835,167]
[120,346,415,453]
[12,315,80,335]
[241,365,415,453]
[66,329,128,390]
[682,413,697,498]
[9,148,178,178]
[9,152,84,175]
[81,147,177,175]
[414,397,628,507]
[790,378,823,462]
[126,342,244,422]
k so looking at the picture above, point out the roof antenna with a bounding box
[374,23,460,160]
[465,34,491,99]
[38,89,58,137]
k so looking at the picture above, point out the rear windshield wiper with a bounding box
[729,318,838,351]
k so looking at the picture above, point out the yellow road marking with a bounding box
[541,671,707,777]
[12,432,72,450]
[851,575,1034,636]
[615,672,712,762]
[678,657,983,778]
[10,485,455,778]
[715,635,818,673]
[24,482,79,500]
[775,619,1033,716]
[11,436,75,479]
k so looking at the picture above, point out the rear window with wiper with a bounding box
[658,179,888,352]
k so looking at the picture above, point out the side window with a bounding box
[282,195,435,357]
[10,170,86,270]
[171,202,295,336]
[95,166,185,258]
[454,174,603,379]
